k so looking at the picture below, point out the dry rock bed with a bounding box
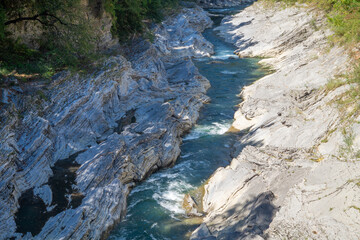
[191,2,360,240]
[0,6,214,240]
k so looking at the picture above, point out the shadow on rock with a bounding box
[203,191,277,240]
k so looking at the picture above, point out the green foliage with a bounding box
[0,0,180,80]
[107,0,179,40]
[112,0,144,39]
[0,38,48,78]
[325,0,360,44]
[262,0,360,44]
[0,5,5,40]
[3,0,81,26]
[0,0,97,80]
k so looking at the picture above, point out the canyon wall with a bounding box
[0,6,213,240]
[191,2,360,240]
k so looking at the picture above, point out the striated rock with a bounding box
[156,6,214,58]
[0,6,213,240]
[192,2,360,240]
[196,146,311,239]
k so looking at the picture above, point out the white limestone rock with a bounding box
[192,2,360,240]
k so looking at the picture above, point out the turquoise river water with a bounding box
[109,5,267,240]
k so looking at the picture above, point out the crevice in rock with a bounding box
[15,151,85,236]
[115,109,137,134]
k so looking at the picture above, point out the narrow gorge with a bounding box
[109,5,267,239]
[1,0,360,240]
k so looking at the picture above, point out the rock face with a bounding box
[0,6,213,240]
[191,2,360,240]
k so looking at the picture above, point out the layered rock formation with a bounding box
[191,2,360,239]
[0,6,213,240]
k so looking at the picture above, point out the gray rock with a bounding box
[0,6,213,240]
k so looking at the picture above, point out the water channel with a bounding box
[109,5,267,240]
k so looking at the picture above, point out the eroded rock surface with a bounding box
[0,6,213,240]
[192,2,360,240]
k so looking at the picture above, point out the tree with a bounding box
[0,0,95,78]
[2,0,80,29]
[0,0,180,79]
[110,0,179,40]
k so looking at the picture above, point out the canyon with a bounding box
[1,1,360,239]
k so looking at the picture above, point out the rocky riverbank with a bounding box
[191,2,360,239]
[0,6,213,240]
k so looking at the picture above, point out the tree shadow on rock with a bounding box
[209,191,278,240]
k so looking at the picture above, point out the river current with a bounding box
[109,5,267,240]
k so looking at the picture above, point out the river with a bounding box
[109,5,267,240]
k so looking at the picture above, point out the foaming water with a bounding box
[109,4,268,240]
[221,70,245,75]
[210,53,237,60]
[153,180,192,216]
[208,8,231,13]
[183,121,231,141]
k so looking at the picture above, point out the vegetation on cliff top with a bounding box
[264,0,360,147]
[0,0,179,81]
[106,0,180,40]
[263,0,360,45]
